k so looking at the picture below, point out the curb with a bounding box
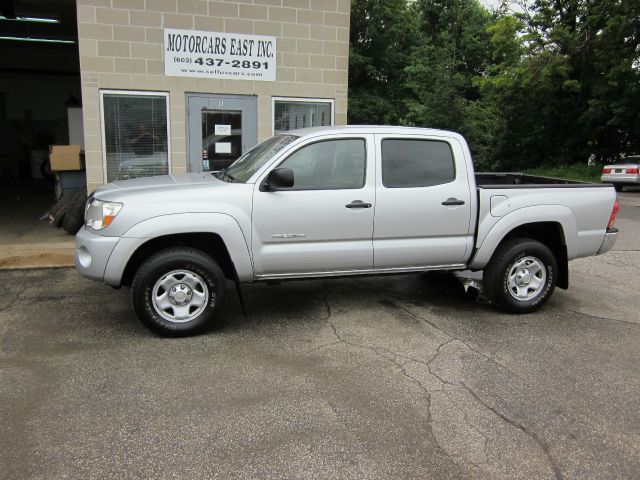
[0,242,75,270]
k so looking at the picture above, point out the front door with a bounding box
[251,135,376,277]
[187,94,257,173]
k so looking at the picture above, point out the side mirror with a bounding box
[261,167,294,191]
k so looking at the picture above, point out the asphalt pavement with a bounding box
[1,190,639,479]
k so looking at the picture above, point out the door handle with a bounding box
[345,200,372,209]
[442,198,465,206]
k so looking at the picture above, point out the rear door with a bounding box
[373,134,473,268]
[251,134,375,276]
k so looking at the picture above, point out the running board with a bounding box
[254,264,468,281]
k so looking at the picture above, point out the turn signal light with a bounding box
[608,199,620,229]
[602,168,611,174]
[626,168,639,174]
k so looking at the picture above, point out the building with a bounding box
[1,0,350,196]
[77,0,350,192]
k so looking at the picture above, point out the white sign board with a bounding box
[215,124,231,135]
[164,28,276,81]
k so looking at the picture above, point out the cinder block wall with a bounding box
[76,0,350,192]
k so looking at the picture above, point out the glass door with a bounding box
[201,109,242,172]
[187,94,257,173]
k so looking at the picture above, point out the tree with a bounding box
[348,0,640,170]
[479,0,640,167]
[348,0,419,124]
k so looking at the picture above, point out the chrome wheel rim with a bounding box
[152,269,210,323]
[506,256,546,301]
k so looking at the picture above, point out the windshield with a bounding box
[224,134,298,182]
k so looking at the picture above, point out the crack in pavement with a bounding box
[342,281,570,476]
[320,292,495,467]
[354,281,519,378]
[319,292,437,431]
[0,289,114,316]
[565,309,639,326]
[461,381,563,480]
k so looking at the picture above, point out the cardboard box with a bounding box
[50,145,84,171]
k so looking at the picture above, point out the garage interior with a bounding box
[0,0,80,267]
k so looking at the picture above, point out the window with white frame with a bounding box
[101,90,170,183]
[273,97,333,134]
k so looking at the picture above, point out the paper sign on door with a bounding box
[215,124,231,136]
[215,142,232,154]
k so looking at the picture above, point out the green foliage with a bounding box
[524,164,603,183]
[348,0,640,171]
[348,0,419,124]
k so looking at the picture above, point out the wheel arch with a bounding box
[121,232,237,287]
[492,223,569,289]
[470,206,575,289]
[103,213,254,286]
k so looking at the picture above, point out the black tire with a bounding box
[613,183,624,192]
[132,248,226,336]
[483,237,557,314]
[62,188,87,234]
[48,193,74,227]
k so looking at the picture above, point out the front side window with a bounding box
[278,138,366,190]
[274,99,332,133]
[381,139,455,188]
[102,92,169,182]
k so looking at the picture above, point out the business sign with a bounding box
[164,28,276,81]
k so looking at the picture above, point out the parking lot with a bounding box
[1,190,639,479]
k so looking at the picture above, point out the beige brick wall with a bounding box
[76,0,350,191]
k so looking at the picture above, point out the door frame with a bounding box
[186,93,257,173]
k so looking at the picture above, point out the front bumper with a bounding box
[75,228,120,282]
[596,228,618,255]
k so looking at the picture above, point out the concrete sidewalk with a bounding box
[0,241,74,269]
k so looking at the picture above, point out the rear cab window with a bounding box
[381,138,455,188]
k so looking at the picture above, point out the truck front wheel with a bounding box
[132,248,226,336]
[483,238,557,314]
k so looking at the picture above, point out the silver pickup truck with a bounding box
[75,126,620,336]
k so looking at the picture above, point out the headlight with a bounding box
[85,199,123,230]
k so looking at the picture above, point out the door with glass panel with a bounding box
[187,94,257,173]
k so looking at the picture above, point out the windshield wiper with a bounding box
[213,168,238,183]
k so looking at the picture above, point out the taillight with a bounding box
[626,167,639,174]
[608,199,620,229]
[602,167,611,174]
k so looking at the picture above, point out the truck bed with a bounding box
[470,173,616,268]
[475,172,597,188]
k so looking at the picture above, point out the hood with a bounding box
[93,173,228,201]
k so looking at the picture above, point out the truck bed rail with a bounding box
[476,172,609,189]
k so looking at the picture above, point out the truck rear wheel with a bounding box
[132,248,226,336]
[484,238,557,314]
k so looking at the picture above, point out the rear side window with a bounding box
[381,139,455,188]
